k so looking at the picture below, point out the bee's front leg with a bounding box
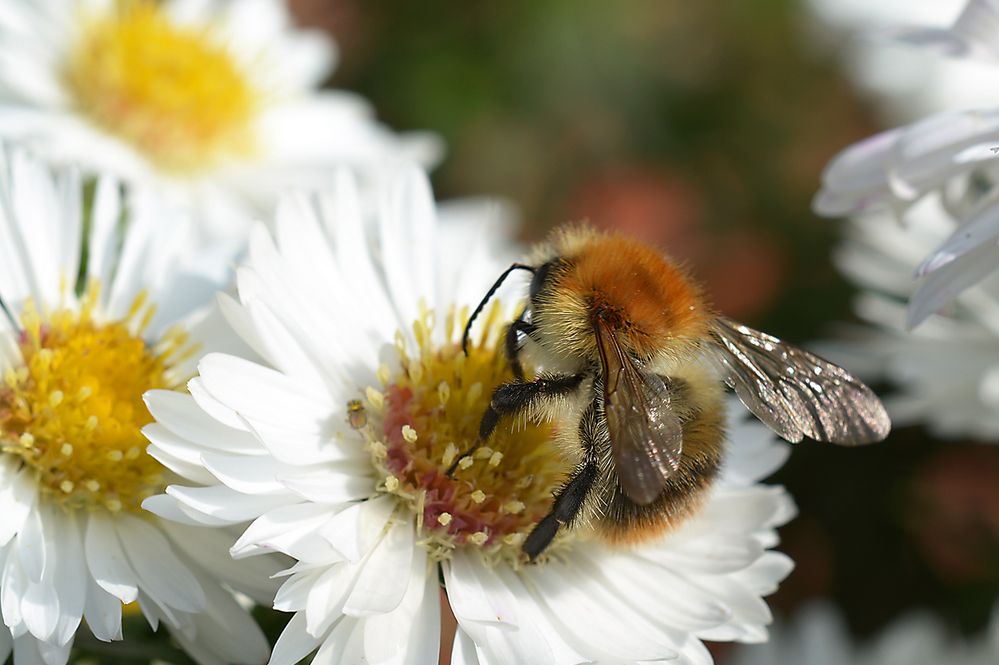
[446,372,585,476]
[477,372,585,441]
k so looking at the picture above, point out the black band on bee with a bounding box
[462,263,536,356]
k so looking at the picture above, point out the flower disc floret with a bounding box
[64,0,258,173]
[361,304,569,564]
[0,285,195,512]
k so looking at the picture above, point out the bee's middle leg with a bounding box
[523,398,601,560]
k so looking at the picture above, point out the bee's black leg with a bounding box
[477,373,585,442]
[523,398,601,560]
[446,372,585,475]
[504,312,535,382]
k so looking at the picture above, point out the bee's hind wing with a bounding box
[706,316,890,445]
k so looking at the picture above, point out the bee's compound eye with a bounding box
[530,260,557,300]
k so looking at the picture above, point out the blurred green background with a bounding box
[285,0,999,656]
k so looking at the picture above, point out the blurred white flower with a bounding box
[806,0,999,120]
[826,199,999,441]
[811,0,999,328]
[889,0,999,64]
[730,603,999,665]
[0,0,441,244]
[0,149,280,665]
[145,166,796,665]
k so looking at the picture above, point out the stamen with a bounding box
[0,284,195,512]
[358,302,570,566]
[63,0,258,173]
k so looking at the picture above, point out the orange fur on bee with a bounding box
[557,231,709,359]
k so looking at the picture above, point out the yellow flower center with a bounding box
[0,285,196,512]
[359,303,571,566]
[64,0,259,174]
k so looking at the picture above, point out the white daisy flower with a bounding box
[806,0,999,121]
[0,0,440,243]
[731,603,999,665]
[826,200,999,440]
[0,148,281,665]
[146,166,797,664]
[810,0,999,328]
[813,96,999,328]
[888,0,999,65]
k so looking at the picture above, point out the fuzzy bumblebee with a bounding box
[461,226,891,560]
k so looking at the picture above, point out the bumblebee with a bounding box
[461,227,890,560]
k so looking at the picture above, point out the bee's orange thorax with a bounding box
[562,235,709,359]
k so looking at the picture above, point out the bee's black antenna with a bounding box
[462,263,535,355]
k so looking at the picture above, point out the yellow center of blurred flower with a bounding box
[359,303,569,566]
[64,0,258,174]
[0,285,196,512]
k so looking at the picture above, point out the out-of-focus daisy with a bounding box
[0,0,440,242]
[814,90,999,326]
[810,0,999,327]
[827,200,999,440]
[730,603,999,665]
[807,0,999,124]
[807,0,999,120]
[0,149,280,665]
[887,0,999,65]
[146,166,796,664]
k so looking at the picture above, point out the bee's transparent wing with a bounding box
[707,317,890,445]
[596,322,683,505]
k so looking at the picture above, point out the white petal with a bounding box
[909,240,999,327]
[82,577,122,642]
[35,636,72,665]
[187,376,254,432]
[451,629,483,665]
[144,389,259,455]
[342,519,415,617]
[141,493,235,528]
[115,514,206,613]
[378,166,438,330]
[0,465,36,546]
[160,520,284,605]
[83,512,139,604]
[201,451,300,494]
[278,469,374,506]
[49,513,85,646]
[269,612,321,665]
[198,352,335,425]
[16,505,46,583]
[86,175,121,291]
[231,502,340,561]
[362,549,439,665]
[166,484,293,523]
[443,551,519,628]
[916,200,999,276]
